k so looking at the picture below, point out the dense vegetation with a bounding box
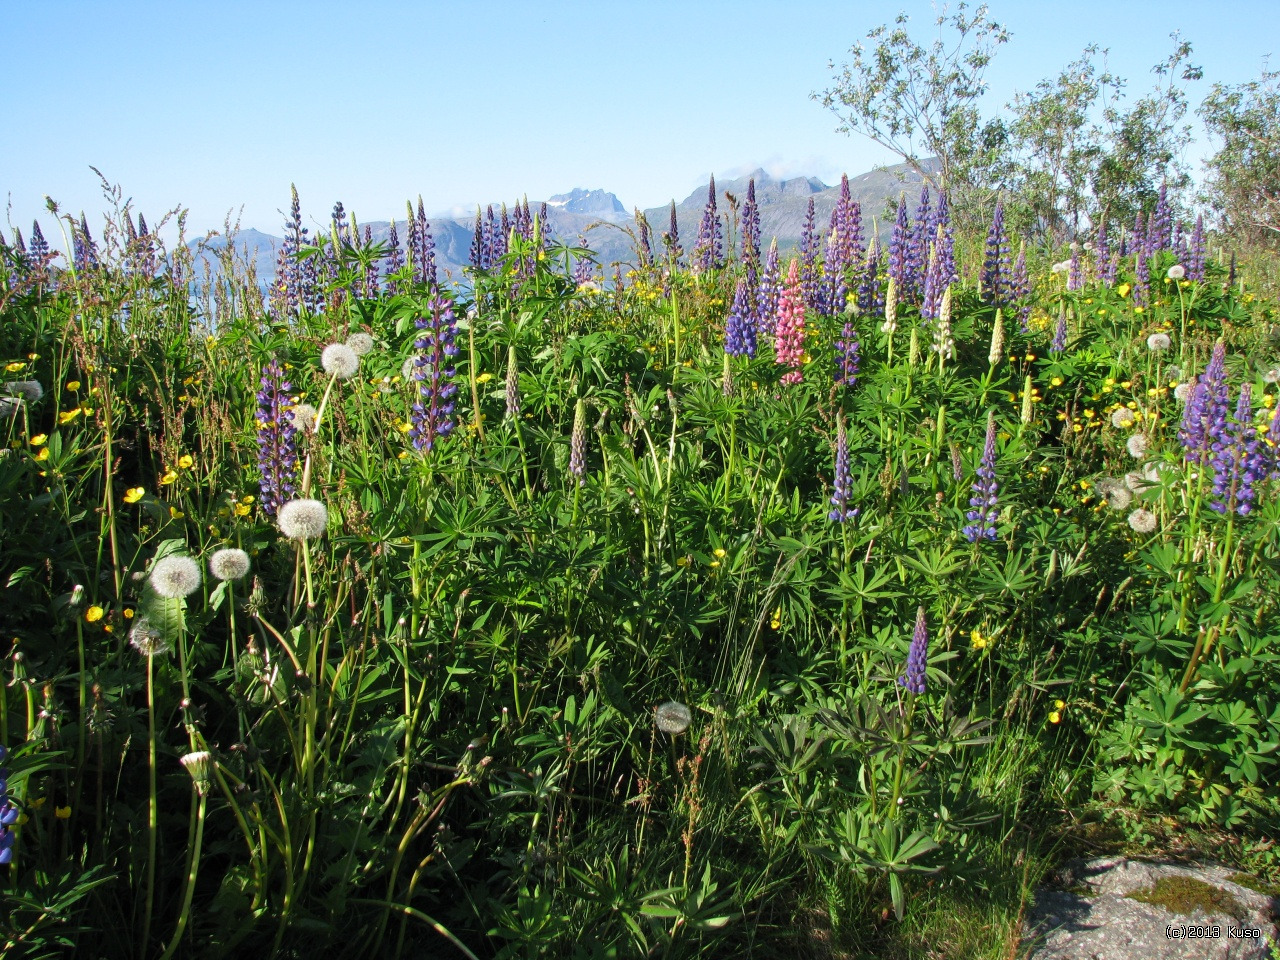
[1,162,1278,959]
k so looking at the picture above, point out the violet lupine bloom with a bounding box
[1129,212,1145,264]
[538,201,552,248]
[384,218,405,288]
[819,229,847,316]
[489,205,507,265]
[280,184,313,313]
[362,225,379,298]
[758,238,781,334]
[568,398,587,485]
[256,359,300,517]
[28,221,50,266]
[1188,215,1206,282]
[741,178,761,265]
[856,236,882,315]
[665,200,682,265]
[1067,244,1083,292]
[1210,384,1268,515]
[1133,242,1150,308]
[981,200,1010,304]
[727,280,752,358]
[410,297,459,453]
[905,186,931,303]
[888,196,910,297]
[1151,183,1172,253]
[1094,219,1117,285]
[76,212,99,272]
[0,743,17,864]
[834,318,860,388]
[468,210,484,270]
[573,236,593,286]
[920,235,943,323]
[636,210,653,268]
[828,418,858,522]
[898,607,929,695]
[1050,309,1068,354]
[774,259,806,385]
[800,198,821,312]
[832,174,864,276]
[693,176,722,273]
[963,413,1000,543]
[1266,405,1280,481]
[416,198,438,288]
[931,190,955,285]
[1178,340,1230,464]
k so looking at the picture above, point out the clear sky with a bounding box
[4,0,1275,245]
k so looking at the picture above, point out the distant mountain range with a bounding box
[190,160,936,289]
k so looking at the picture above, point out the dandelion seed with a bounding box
[150,555,202,598]
[179,750,214,796]
[1094,478,1132,510]
[2,380,43,403]
[1263,365,1280,385]
[1128,508,1158,533]
[1146,333,1171,352]
[320,343,359,379]
[290,403,318,433]
[345,332,375,356]
[1166,264,1186,281]
[1174,382,1193,403]
[129,618,172,657]
[1126,434,1149,458]
[209,548,251,581]
[1110,407,1136,429]
[655,701,692,735]
[278,498,328,539]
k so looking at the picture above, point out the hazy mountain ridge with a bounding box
[191,160,936,288]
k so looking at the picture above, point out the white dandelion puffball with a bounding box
[0,397,17,419]
[290,403,318,433]
[150,554,203,598]
[1095,478,1132,511]
[321,343,359,379]
[1263,365,1280,385]
[655,701,692,735]
[1050,261,1068,274]
[209,548,251,581]
[129,617,172,657]
[1126,434,1150,459]
[278,498,328,539]
[1124,470,1149,493]
[1146,333,1171,352]
[1128,508,1158,533]
[1166,365,1182,381]
[1167,264,1186,281]
[1174,383,1193,403]
[1110,407,1137,429]
[2,380,44,402]
[401,356,419,381]
[345,332,375,356]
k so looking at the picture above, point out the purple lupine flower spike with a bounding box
[418,199,438,288]
[1,742,18,864]
[906,186,931,303]
[1050,308,1068,354]
[963,413,1000,543]
[538,201,552,249]
[410,296,459,452]
[888,195,909,295]
[256,359,300,517]
[664,200,682,265]
[1188,215,1206,282]
[573,236,593,286]
[693,176,722,273]
[1011,241,1031,332]
[1067,244,1083,292]
[932,189,955,286]
[741,178,760,266]
[898,607,929,695]
[385,218,404,289]
[759,238,781,334]
[800,198,820,312]
[856,235,882,315]
[835,318,860,388]
[828,417,858,523]
[982,200,1008,304]
[725,278,757,358]
[468,210,483,270]
[636,210,653,268]
[568,398,587,484]
[1179,341,1229,465]
[363,225,379,298]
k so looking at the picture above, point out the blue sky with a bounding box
[4,1,1276,244]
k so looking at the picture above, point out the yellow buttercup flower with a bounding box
[970,629,988,650]
[123,608,134,619]
[1117,283,1131,298]
[159,470,178,485]
[169,506,185,519]
[713,548,727,559]
[55,805,71,819]
[4,361,24,372]
[85,605,104,622]
[235,503,251,516]
[66,380,81,391]
[35,447,50,461]
[476,373,494,384]
[58,409,82,424]
[30,434,47,445]
[1049,711,1061,724]
[178,455,194,469]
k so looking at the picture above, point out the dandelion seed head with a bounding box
[345,332,375,356]
[1110,407,1136,428]
[1128,508,1158,533]
[2,380,43,403]
[129,618,172,657]
[1167,264,1186,281]
[150,554,202,598]
[654,701,692,735]
[1095,477,1132,510]
[1146,333,1171,352]
[1126,434,1150,458]
[1263,365,1280,385]
[290,403,318,433]
[320,343,359,379]
[278,498,327,539]
[1174,382,1193,403]
[209,548,251,581]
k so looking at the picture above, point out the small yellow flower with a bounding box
[124,487,145,503]
[55,805,71,819]
[30,434,47,445]
[676,555,691,568]
[1054,699,1065,709]
[123,608,134,619]
[85,605,104,622]
[58,409,82,424]
[970,629,988,650]
[1134,307,1144,315]
[240,494,255,504]
[709,560,720,568]
[177,455,194,469]
[29,797,46,809]
[476,373,494,384]
[1049,711,1061,724]
[159,470,178,485]
[169,506,184,519]
[1117,283,1131,298]
[1120,381,1132,389]
[1050,376,1063,387]
[66,380,81,391]
[35,447,50,461]
[4,361,24,372]
[235,503,251,516]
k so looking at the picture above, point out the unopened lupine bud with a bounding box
[988,309,1005,366]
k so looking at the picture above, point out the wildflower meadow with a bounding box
[2,174,1280,958]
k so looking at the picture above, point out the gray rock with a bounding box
[1022,856,1278,960]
